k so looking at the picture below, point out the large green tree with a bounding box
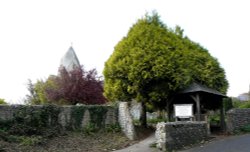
[103,13,228,126]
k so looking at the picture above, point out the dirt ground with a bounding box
[0,127,154,152]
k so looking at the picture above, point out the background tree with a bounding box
[47,66,106,105]
[25,76,57,105]
[26,66,106,105]
[103,12,228,126]
[0,98,7,104]
[25,79,39,104]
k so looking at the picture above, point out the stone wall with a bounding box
[0,104,137,140]
[0,104,118,130]
[227,108,250,133]
[118,102,136,140]
[155,121,208,151]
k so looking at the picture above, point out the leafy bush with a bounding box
[239,101,250,108]
[232,99,250,109]
[240,124,250,133]
[82,123,96,135]
[105,124,121,133]
[209,113,220,125]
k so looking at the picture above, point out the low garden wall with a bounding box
[227,108,250,133]
[0,104,118,133]
[155,121,208,151]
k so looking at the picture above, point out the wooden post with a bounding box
[191,94,201,121]
[166,102,171,121]
[140,100,147,128]
[220,100,226,132]
[167,98,174,121]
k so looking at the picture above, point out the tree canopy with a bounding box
[103,12,228,109]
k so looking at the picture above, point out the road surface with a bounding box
[180,134,250,152]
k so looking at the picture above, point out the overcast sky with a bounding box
[0,0,249,104]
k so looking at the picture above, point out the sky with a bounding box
[0,0,249,104]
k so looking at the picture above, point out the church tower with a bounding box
[60,46,81,72]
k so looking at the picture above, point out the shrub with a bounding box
[239,101,250,108]
[209,113,220,125]
[232,99,250,109]
[240,124,250,133]
[105,124,121,133]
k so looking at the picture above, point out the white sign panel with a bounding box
[174,104,193,118]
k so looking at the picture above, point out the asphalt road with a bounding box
[114,133,250,152]
[180,134,250,152]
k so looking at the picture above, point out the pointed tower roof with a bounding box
[60,46,80,72]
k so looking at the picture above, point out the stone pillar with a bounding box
[118,102,136,140]
[155,122,167,151]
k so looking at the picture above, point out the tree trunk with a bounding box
[140,100,147,128]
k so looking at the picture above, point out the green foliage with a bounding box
[19,136,44,146]
[238,101,250,108]
[232,99,242,108]
[70,106,86,129]
[7,135,44,146]
[0,105,61,147]
[232,98,250,109]
[105,124,121,133]
[88,106,108,129]
[25,77,57,105]
[223,98,233,111]
[240,124,250,133]
[82,123,96,135]
[0,105,120,149]
[0,98,7,104]
[0,105,61,137]
[209,113,220,125]
[69,105,110,131]
[103,11,228,111]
